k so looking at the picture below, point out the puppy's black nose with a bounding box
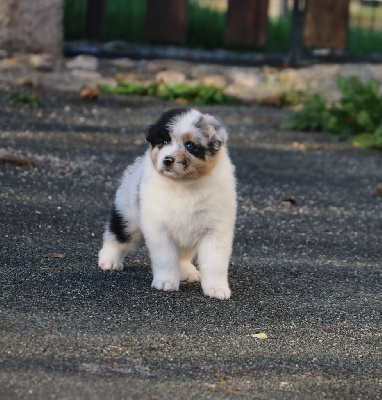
[163,156,175,166]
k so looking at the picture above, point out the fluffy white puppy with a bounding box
[98,108,236,299]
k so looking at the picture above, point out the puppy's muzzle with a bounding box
[163,156,175,167]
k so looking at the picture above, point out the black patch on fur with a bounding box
[194,116,206,132]
[146,107,190,147]
[181,158,189,169]
[186,142,208,160]
[208,139,222,154]
[109,205,130,243]
[186,140,221,160]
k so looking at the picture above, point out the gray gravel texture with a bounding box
[0,86,381,400]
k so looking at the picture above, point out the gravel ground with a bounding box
[0,86,381,400]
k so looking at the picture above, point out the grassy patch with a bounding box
[5,92,44,107]
[281,76,382,149]
[100,81,238,105]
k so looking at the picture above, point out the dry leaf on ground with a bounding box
[251,332,268,339]
[0,156,45,167]
[377,183,382,196]
[80,86,99,100]
[42,253,65,258]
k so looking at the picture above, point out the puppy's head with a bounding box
[146,108,228,180]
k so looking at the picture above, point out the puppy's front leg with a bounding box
[197,233,233,300]
[146,235,180,292]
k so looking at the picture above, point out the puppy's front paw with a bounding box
[98,247,124,271]
[180,262,201,282]
[151,279,179,292]
[203,286,231,300]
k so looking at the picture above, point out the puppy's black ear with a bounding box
[146,124,163,146]
[146,107,190,145]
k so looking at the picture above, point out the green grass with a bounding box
[188,0,225,49]
[347,27,382,54]
[4,92,44,107]
[100,81,239,105]
[266,18,291,53]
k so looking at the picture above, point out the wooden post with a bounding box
[85,0,106,40]
[224,0,269,47]
[304,0,350,49]
[146,0,188,44]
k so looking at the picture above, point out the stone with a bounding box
[156,70,186,85]
[115,73,149,84]
[0,0,62,55]
[19,77,41,88]
[366,64,382,83]
[340,64,367,81]
[202,75,228,88]
[66,55,99,71]
[143,61,162,74]
[70,69,102,81]
[228,69,263,88]
[0,57,22,69]
[225,81,275,101]
[109,58,136,70]
[28,54,53,71]
[278,68,300,82]
[190,65,219,79]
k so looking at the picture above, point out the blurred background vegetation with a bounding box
[63,0,382,55]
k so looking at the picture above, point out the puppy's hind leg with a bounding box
[99,206,142,271]
[179,250,201,283]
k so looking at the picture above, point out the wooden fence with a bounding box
[85,0,350,50]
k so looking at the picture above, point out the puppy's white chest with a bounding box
[140,179,213,250]
[166,205,211,249]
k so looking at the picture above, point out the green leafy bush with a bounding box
[281,76,382,149]
[100,81,238,105]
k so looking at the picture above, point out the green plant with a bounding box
[100,81,238,105]
[281,76,382,149]
[5,92,44,107]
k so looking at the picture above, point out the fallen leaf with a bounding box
[174,98,188,104]
[42,253,65,258]
[251,332,268,339]
[281,198,299,206]
[279,381,290,389]
[292,142,307,151]
[80,86,99,100]
[377,183,382,196]
[207,386,243,395]
[0,156,45,168]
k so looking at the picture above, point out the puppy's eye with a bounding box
[185,141,195,152]
[158,140,169,149]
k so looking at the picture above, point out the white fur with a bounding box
[98,109,237,300]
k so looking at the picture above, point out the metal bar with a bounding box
[85,0,106,40]
[288,0,305,67]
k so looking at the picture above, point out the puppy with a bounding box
[98,108,236,299]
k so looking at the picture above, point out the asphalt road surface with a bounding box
[1,88,381,399]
